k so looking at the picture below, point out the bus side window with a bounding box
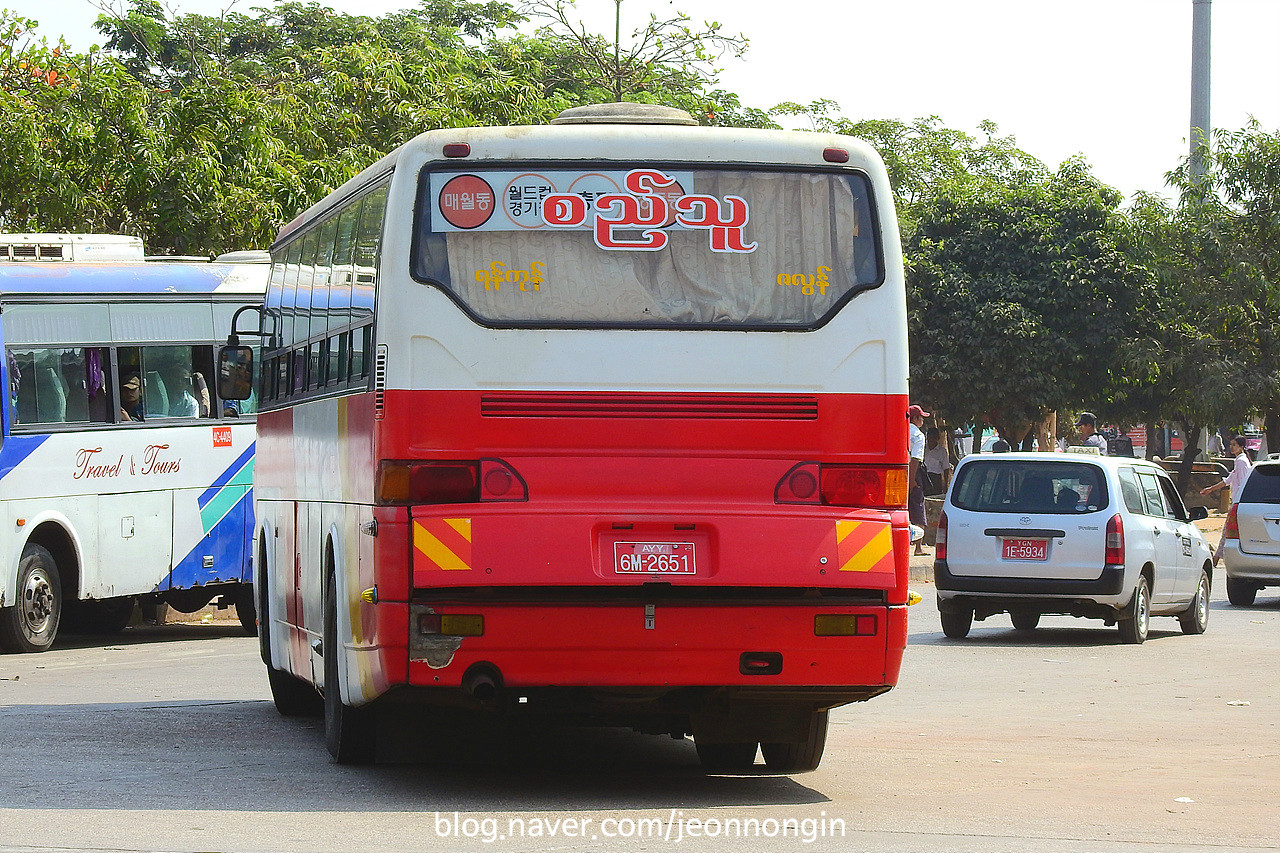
[9,347,107,427]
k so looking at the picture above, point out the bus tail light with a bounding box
[1224,504,1239,540]
[935,510,948,561]
[814,614,877,636]
[376,459,527,505]
[1105,513,1125,565]
[775,463,907,509]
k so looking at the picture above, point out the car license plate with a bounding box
[1002,538,1048,561]
[614,542,697,575]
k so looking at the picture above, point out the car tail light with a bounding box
[775,463,907,509]
[1105,513,1125,565]
[1224,504,1239,539]
[935,510,948,561]
[376,459,527,505]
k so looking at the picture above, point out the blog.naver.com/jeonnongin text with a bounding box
[433,810,847,844]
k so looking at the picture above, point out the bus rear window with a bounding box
[412,166,882,328]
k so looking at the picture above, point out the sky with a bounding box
[6,0,1279,201]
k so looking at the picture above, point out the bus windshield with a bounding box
[412,166,882,328]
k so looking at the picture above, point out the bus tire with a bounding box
[267,667,322,717]
[695,740,758,773]
[234,583,257,636]
[0,544,63,653]
[324,577,376,764]
[761,710,829,773]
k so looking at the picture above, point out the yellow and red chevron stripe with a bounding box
[414,518,473,571]
[835,519,894,573]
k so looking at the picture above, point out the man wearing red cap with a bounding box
[907,405,929,554]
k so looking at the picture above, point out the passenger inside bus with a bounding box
[161,363,211,417]
[119,372,145,421]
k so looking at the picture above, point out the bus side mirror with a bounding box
[218,345,254,401]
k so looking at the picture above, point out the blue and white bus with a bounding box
[0,245,267,652]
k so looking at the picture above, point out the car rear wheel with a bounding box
[940,606,973,639]
[1118,576,1150,644]
[1225,576,1258,607]
[1178,570,1210,635]
[1010,610,1040,631]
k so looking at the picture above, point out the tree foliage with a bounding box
[517,0,750,118]
[1,0,756,253]
[1161,123,1280,449]
[907,160,1155,440]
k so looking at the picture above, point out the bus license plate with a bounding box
[614,542,697,575]
[1002,538,1048,561]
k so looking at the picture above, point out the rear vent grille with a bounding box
[373,344,389,420]
[481,393,819,420]
[1,243,65,261]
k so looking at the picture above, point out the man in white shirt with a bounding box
[1075,412,1109,455]
[907,405,928,554]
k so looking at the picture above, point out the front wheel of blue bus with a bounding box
[0,544,62,654]
[323,577,376,764]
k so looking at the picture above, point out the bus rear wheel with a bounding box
[695,740,758,773]
[761,710,829,773]
[324,577,376,764]
[0,544,62,653]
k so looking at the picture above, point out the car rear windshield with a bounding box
[951,460,1109,514]
[1239,463,1280,503]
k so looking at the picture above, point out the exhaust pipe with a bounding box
[462,664,503,705]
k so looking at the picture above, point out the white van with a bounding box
[936,453,1213,643]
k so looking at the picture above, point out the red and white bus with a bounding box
[223,102,910,772]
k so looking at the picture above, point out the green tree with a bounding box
[1162,122,1280,455]
[519,0,747,105]
[769,103,1046,241]
[907,160,1155,443]
[1,3,568,252]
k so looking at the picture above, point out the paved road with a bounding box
[0,580,1276,853]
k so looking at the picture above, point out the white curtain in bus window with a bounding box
[423,170,877,326]
[9,347,111,426]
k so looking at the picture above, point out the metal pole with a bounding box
[1190,0,1212,179]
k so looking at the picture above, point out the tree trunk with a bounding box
[1146,423,1159,461]
[1267,399,1280,459]
[1037,412,1057,454]
[1175,420,1202,492]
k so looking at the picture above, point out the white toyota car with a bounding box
[935,452,1213,643]
[1221,458,1280,605]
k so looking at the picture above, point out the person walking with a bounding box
[923,427,952,495]
[1200,434,1254,566]
[907,405,928,555]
